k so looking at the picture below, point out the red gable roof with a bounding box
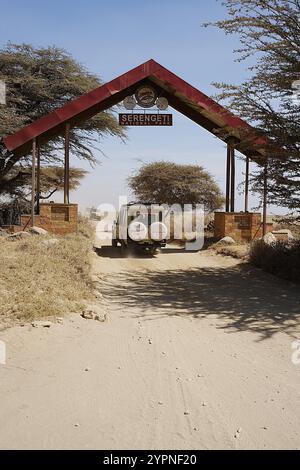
[3,59,268,161]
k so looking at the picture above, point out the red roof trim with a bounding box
[3,59,267,156]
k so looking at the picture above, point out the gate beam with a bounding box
[31,138,37,227]
[226,143,231,212]
[244,156,249,213]
[64,122,70,204]
[36,141,41,215]
[230,145,235,212]
[262,162,268,236]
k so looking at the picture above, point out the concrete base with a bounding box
[214,212,273,242]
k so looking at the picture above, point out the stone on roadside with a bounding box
[28,226,48,236]
[81,306,106,322]
[217,236,236,245]
[94,313,107,322]
[263,232,277,245]
[81,309,94,320]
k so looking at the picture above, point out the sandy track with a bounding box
[0,247,300,449]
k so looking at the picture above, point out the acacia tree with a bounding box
[0,43,125,197]
[205,0,300,212]
[0,167,87,225]
[2,166,87,201]
[128,161,224,212]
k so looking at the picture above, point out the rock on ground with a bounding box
[28,226,48,236]
[263,232,277,245]
[81,305,107,322]
[217,236,236,245]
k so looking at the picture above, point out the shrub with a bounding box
[249,239,300,283]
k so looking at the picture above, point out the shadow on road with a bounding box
[95,246,156,259]
[99,262,300,340]
[95,245,189,259]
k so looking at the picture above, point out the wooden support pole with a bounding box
[244,156,249,213]
[36,141,41,215]
[262,162,268,236]
[31,138,37,227]
[64,122,70,204]
[230,146,235,213]
[226,143,231,212]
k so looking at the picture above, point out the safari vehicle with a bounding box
[112,203,168,255]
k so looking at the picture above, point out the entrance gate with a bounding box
[3,59,275,239]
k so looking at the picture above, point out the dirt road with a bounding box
[0,247,300,449]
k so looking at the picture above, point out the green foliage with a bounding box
[128,161,224,212]
[0,43,125,194]
[205,0,300,212]
[0,166,87,224]
[4,166,87,200]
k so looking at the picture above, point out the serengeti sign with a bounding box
[119,113,173,126]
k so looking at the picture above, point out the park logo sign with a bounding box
[120,85,172,126]
[135,85,157,108]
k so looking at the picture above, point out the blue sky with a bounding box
[0,0,280,213]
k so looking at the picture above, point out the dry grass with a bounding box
[0,217,94,329]
[210,242,249,260]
